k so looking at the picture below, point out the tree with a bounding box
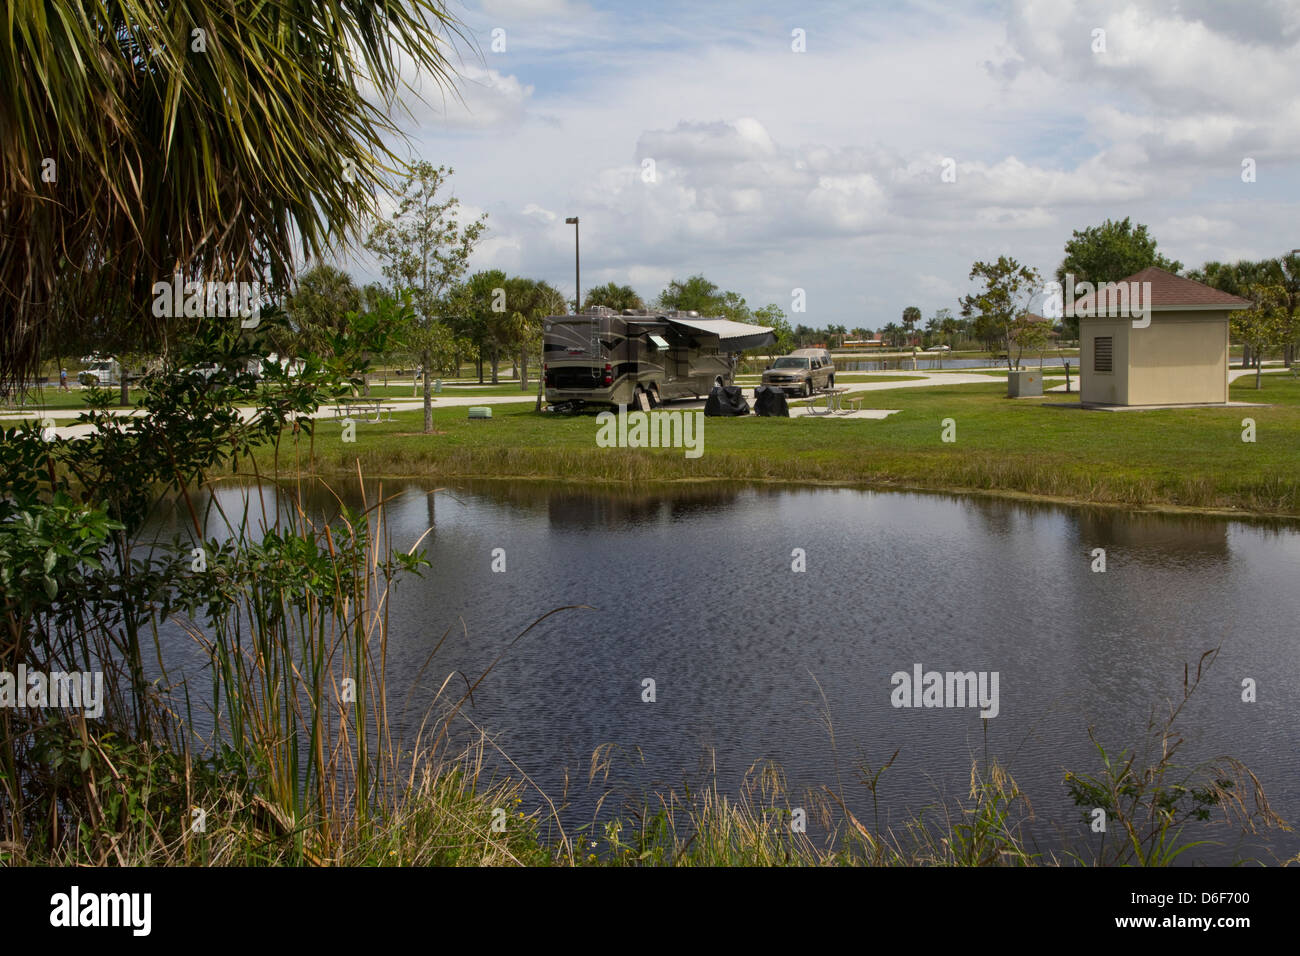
[1055,218,1182,339]
[656,275,751,321]
[751,304,792,360]
[583,282,644,312]
[501,276,566,391]
[1190,259,1279,368]
[283,265,362,361]
[365,163,486,433]
[359,281,398,383]
[717,290,753,323]
[658,275,723,313]
[1,0,467,388]
[1009,315,1052,370]
[960,256,1041,371]
[1261,254,1300,368]
[901,306,921,345]
[1230,285,1288,389]
[461,270,514,385]
[929,307,956,366]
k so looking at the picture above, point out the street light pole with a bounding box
[565,216,580,313]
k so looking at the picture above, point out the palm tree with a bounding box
[505,278,566,390]
[1192,259,1277,368]
[1,0,467,387]
[583,282,644,312]
[283,265,362,361]
[1265,254,1300,367]
[901,306,922,344]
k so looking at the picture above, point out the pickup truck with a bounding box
[759,349,835,397]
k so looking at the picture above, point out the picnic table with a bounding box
[805,387,854,415]
[331,397,396,423]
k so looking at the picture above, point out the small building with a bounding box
[1072,267,1250,406]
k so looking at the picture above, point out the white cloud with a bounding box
[333,1,1300,327]
[479,0,589,19]
[521,203,558,223]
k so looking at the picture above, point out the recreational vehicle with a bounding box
[542,307,775,409]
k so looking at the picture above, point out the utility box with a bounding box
[1007,369,1042,398]
[468,406,492,419]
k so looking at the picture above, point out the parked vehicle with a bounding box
[77,356,122,387]
[543,307,774,409]
[760,348,835,397]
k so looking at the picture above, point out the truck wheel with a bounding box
[803,380,813,397]
[829,374,835,387]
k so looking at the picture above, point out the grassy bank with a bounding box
[261,377,1300,517]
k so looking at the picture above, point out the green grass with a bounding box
[1,386,147,411]
[736,374,925,384]
[359,381,539,398]
[258,376,1300,516]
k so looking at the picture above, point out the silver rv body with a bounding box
[543,307,775,408]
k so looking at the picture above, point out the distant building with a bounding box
[842,333,885,348]
[1071,267,1250,406]
[1023,313,1061,338]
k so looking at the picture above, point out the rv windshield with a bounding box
[772,357,810,369]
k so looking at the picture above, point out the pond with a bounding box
[836,356,1009,371]
[148,480,1300,864]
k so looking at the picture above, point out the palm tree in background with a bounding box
[582,282,644,312]
[282,265,363,361]
[0,0,467,387]
[504,277,566,391]
[1191,258,1288,368]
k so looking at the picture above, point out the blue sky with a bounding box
[333,0,1300,330]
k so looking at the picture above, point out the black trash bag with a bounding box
[704,384,750,416]
[752,385,790,417]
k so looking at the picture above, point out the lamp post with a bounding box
[565,216,580,313]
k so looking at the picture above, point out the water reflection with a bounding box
[139,479,1300,863]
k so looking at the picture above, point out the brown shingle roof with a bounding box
[1071,267,1251,314]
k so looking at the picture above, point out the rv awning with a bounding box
[664,316,775,351]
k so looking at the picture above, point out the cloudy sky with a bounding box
[335,0,1300,330]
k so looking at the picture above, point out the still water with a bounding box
[836,356,1007,371]
[151,481,1300,863]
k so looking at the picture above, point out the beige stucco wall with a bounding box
[1080,319,1129,405]
[1127,311,1228,405]
[1080,311,1228,405]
